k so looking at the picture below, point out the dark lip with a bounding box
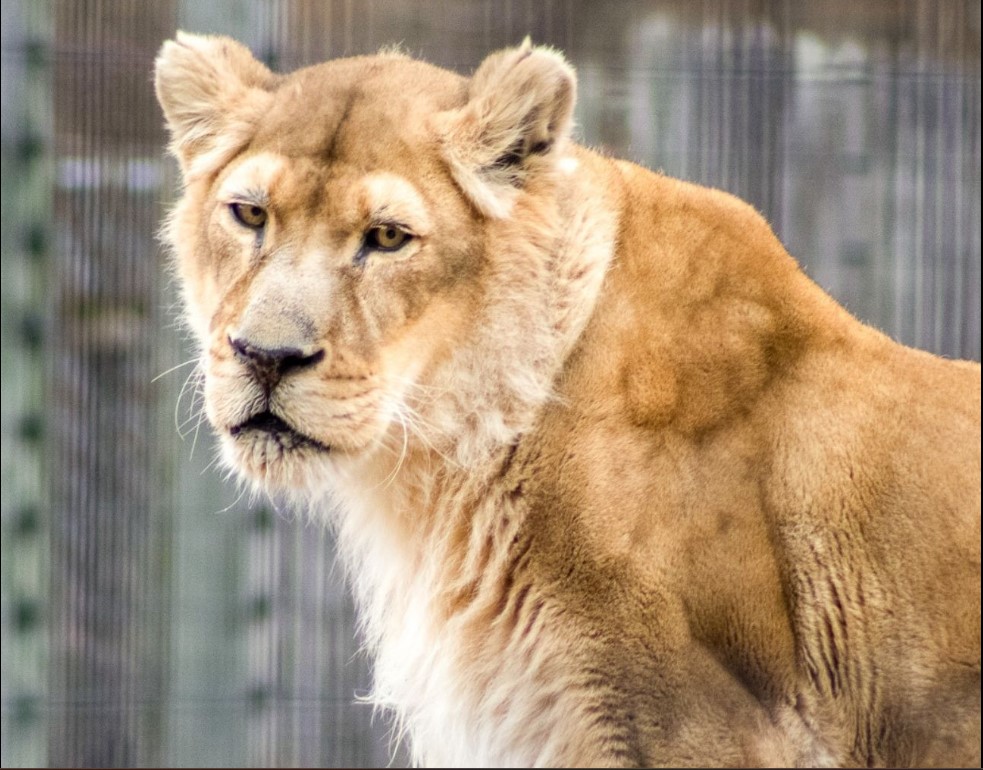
[230,410,331,453]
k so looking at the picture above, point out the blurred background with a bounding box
[1,0,979,766]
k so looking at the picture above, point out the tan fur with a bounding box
[156,33,981,767]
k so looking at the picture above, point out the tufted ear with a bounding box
[434,39,577,218]
[154,31,277,180]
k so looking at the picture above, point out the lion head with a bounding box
[155,33,612,494]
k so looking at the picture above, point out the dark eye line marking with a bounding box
[353,243,370,268]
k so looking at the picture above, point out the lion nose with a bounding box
[229,335,325,392]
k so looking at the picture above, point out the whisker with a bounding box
[200,451,223,476]
[388,373,454,405]
[176,393,206,441]
[379,411,411,490]
[389,398,464,472]
[175,400,206,433]
[152,356,199,383]
[177,415,201,442]
[189,408,208,460]
[174,363,204,435]
[214,483,249,514]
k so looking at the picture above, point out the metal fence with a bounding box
[1,0,979,767]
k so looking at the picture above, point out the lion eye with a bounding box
[367,225,411,252]
[230,202,268,229]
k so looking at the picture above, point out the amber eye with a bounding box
[230,202,268,229]
[366,224,411,252]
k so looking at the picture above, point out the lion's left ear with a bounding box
[434,40,576,218]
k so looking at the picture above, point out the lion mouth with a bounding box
[230,410,330,453]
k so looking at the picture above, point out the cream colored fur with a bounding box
[155,33,981,767]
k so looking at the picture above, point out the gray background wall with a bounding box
[2,1,979,766]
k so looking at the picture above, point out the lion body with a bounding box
[156,34,981,766]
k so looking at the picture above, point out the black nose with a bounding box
[229,336,325,392]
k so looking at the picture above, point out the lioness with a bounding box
[155,33,981,767]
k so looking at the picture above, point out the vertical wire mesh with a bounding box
[1,1,979,768]
[45,1,177,765]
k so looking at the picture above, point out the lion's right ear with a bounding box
[154,32,276,180]
[434,40,577,219]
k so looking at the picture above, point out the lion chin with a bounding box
[221,427,336,496]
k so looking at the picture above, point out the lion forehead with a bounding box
[249,57,468,161]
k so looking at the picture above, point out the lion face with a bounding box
[155,34,579,491]
[194,156,478,487]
